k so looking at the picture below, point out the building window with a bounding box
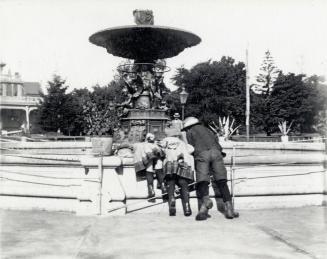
[0,84,3,95]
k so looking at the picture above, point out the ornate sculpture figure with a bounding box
[118,60,168,110]
[133,9,154,25]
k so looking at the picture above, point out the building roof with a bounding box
[23,82,42,96]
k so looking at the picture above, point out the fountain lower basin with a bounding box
[1,141,326,215]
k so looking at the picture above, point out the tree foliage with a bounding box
[90,80,124,109]
[171,57,246,127]
[82,100,120,136]
[270,73,313,133]
[69,88,91,135]
[304,75,327,134]
[37,75,76,134]
[251,72,327,135]
[81,80,124,136]
[37,75,124,136]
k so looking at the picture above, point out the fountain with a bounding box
[0,10,325,216]
[89,9,201,141]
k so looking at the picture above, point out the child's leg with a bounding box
[154,159,163,189]
[166,175,177,216]
[155,169,167,194]
[177,177,192,216]
[145,171,155,199]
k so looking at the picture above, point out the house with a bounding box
[0,63,42,133]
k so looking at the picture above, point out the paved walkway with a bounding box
[1,206,326,259]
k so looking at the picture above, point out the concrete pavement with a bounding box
[1,206,326,259]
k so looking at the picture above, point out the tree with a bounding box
[253,50,280,96]
[90,80,124,109]
[164,89,182,117]
[250,90,271,134]
[171,57,246,127]
[36,75,128,136]
[265,73,325,134]
[270,73,309,133]
[305,75,327,135]
[37,75,76,134]
[251,50,280,135]
[69,88,91,135]
[69,79,126,136]
[82,100,120,136]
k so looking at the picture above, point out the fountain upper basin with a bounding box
[89,25,201,60]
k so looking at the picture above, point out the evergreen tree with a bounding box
[251,50,280,135]
[37,75,75,134]
[253,50,280,96]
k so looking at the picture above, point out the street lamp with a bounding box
[179,87,189,120]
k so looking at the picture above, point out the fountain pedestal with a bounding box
[121,109,169,142]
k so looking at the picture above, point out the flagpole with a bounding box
[246,46,250,141]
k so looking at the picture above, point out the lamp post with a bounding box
[179,87,189,120]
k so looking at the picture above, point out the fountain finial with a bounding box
[133,9,154,25]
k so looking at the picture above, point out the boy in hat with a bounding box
[181,117,239,220]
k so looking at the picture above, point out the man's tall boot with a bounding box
[215,180,239,219]
[195,196,213,221]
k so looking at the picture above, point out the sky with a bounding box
[1,0,327,92]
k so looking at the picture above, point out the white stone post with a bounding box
[17,84,23,97]
[76,158,102,215]
[117,158,138,198]
[25,106,30,133]
[79,156,124,216]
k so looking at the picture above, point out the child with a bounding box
[160,129,195,216]
[141,133,166,200]
[129,133,165,201]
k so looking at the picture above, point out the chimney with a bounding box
[14,72,21,80]
[0,62,6,76]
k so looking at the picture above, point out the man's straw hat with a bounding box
[181,117,200,131]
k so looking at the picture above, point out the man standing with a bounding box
[182,117,238,220]
[171,113,183,131]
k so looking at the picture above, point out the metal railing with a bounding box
[231,135,324,143]
[0,95,41,105]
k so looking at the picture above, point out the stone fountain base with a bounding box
[0,147,326,216]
